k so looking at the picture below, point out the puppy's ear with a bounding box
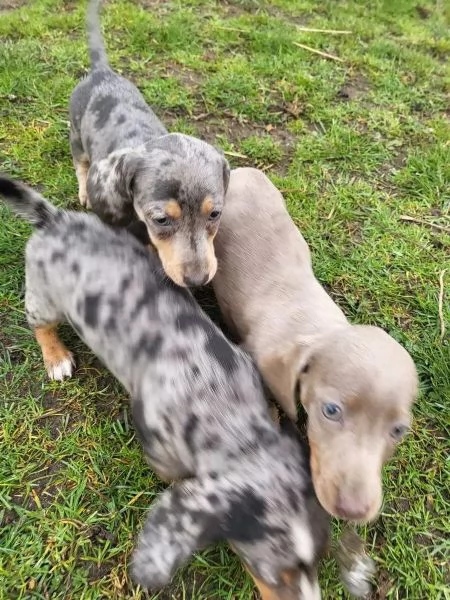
[259,343,309,421]
[130,478,224,590]
[222,159,231,194]
[87,151,144,225]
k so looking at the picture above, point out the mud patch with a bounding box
[336,75,371,102]
[0,0,29,11]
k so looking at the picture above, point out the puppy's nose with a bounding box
[335,495,371,521]
[183,273,209,287]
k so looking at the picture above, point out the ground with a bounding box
[0,0,449,598]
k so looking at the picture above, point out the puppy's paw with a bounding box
[79,189,91,209]
[45,353,75,381]
[336,528,376,598]
[340,555,376,598]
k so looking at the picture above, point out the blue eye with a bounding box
[390,424,408,441]
[322,402,342,421]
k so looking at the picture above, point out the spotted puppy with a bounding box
[213,168,418,523]
[69,0,229,287]
[0,176,329,600]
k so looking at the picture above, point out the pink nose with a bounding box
[335,496,371,521]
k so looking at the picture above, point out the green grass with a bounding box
[0,0,449,598]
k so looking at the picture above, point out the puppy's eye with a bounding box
[153,216,172,227]
[208,210,221,221]
[322,402,342,421]
[390,424,408,441]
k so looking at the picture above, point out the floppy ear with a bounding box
[130,478,224,590]
[222,159,231,194]
[259,343,309,421]
[86,150,143,225]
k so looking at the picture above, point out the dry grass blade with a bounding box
[399,215,450,234]
[296,26,352,34]
[293,41,344,62]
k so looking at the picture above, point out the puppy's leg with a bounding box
[25,279,74,381]
[75,159,91,208]
[70,127,91,208]
[34,323,75,381]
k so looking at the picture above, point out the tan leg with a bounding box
[34,324,75,381]
[74,159,91,208]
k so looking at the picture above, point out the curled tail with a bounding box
[87,0,109,69]
[0,176,59,229]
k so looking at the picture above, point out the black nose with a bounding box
[183,273,209,287]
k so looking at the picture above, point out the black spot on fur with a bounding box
[85,136,93,155]
[153,178,181,202]
[90,49,101,65]
[132,101,148,112]
[191,365,200,378]
[222,489,272,543]
[90,70,108,85]
[205,334,237,373]
[160,158,174,168]
[126,129,139,139]
[184,414,199,451]
[70,221,87,234]
[51,250,65,262]
[252,425,278,447]
[120,275,132,293]
[107,141,117,155]
[203,435,220,450]
[207,493,220,506]
[71,261,80,275]
[105,315,117,333]
[163,415,174,435]
[149,427,164,445]
[92,95,120,129]
[117,114,126,125]
[36,260,48,283]
[132,333,163,360]
[287,488,300,512]
[175,315,237,371]
[130,282,156,320]
[84,293,102,328]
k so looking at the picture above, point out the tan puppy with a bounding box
[213,167,418,523]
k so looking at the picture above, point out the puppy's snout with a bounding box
[334,494,372,522]
[183,273,209,287]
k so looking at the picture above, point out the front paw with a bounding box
[79,189,91,209]
[45,351,76,381]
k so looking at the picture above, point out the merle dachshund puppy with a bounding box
[69,0,229,287]
[0,176,329,600]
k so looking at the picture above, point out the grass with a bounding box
[0,0,449,598]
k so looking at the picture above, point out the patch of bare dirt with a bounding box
[0,0,28,11]
[336,74,371,103]
[367,568,393,600]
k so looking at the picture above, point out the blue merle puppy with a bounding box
[69,0,230,287]
[0,176,329,600]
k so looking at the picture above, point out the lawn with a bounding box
[0,0,449,598]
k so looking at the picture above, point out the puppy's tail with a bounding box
[0,176,59,229]
[87,0,109,70]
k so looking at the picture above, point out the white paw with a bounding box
[340,555,376,598]
[79,190,91,209]
[47,355,75,381]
